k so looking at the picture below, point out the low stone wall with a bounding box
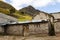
[5,21,49,36]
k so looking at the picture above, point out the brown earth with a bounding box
[0,36,60,40]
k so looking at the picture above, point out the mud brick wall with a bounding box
[5,21,49,36]
[0,26,4,34]
[54,21,60,35]
[29,23,49,36]
[6,25,23,36]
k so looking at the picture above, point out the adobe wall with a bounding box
[33,12,48,20]
[6,25,23,36]
[6,22,49,36]
[54,21,60,36]
[29,23,48,36]
[51,13,60,19]
[0,26,4,34]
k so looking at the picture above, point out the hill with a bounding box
[0,1,15,14]
[12,11,32,21]
[19,5,40,17]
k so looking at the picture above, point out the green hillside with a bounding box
[12,11,32,21]
[0,1,15,14]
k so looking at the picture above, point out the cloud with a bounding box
[10,0,33,10]
[3,0,56,10]
[56,0,60,2]
[31,0,54,7]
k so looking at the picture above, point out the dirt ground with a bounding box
[0,36,60,40]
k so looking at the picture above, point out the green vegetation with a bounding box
[0,8,32,22]
[0,8,10,14]
[12,11,32,22]
[0,1,15,14]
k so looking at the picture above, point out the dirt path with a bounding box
[0,36,60,40]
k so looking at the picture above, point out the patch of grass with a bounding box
[0,8,10,14]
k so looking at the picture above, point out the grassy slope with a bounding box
[0,8,32,22]
[12,11,32,22]
[0,8,10,14]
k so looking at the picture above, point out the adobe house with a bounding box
[51,12,60,22]
[33,11,54,22]
[2,20,56,36]
[54,21,60,36]
[51,12,60,36]
[32,11,56,36]
[2,21,48,36]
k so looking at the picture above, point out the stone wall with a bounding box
[0,26,4,34]
[29,23,48,35]
[0,21,58,36]
[54,21,60,35]
[5,21,49,36]
[33,12,48,20]
[6,25,23,36]
[51,13,60,19]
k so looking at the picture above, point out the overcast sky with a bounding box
[3,0,60,13]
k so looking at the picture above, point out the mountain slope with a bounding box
[19,5,40,17]
[12,11,32,21]
[0,1,15,14]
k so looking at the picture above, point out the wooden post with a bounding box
[23,24,29,37]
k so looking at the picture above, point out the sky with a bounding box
[3,0,60,13]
